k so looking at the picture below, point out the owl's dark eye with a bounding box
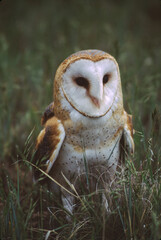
[103,74,110,84]
[74,77,89,89]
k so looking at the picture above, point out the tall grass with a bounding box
[0,126,161,239]
[0,0,160,239]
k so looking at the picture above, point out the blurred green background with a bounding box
[0,0,160,170]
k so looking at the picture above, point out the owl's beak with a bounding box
[90,96,100,108]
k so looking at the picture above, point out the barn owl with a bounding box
[33,49,134,214]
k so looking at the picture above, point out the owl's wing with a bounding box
[33,116,65,182]
[41,102,55,126]
[120,111,134,162]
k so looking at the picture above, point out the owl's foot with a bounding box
[61,192,75,221]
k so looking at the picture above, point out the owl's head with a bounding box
[54,50,123,118]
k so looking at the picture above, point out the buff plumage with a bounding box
[33,49,134,213]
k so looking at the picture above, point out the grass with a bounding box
[0,0,161,239]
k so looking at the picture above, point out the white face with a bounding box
[61,58,120,117]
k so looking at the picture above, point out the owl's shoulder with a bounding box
[41,102,55,126]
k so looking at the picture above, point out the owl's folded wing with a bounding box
[33,116,65,182]
[120,111,134,161]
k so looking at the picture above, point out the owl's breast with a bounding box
[53,120,123,182]
[63,115,123,148]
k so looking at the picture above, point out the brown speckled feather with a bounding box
[41,102,55,126]
[33,116,65,182]
[119,112,134,164]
